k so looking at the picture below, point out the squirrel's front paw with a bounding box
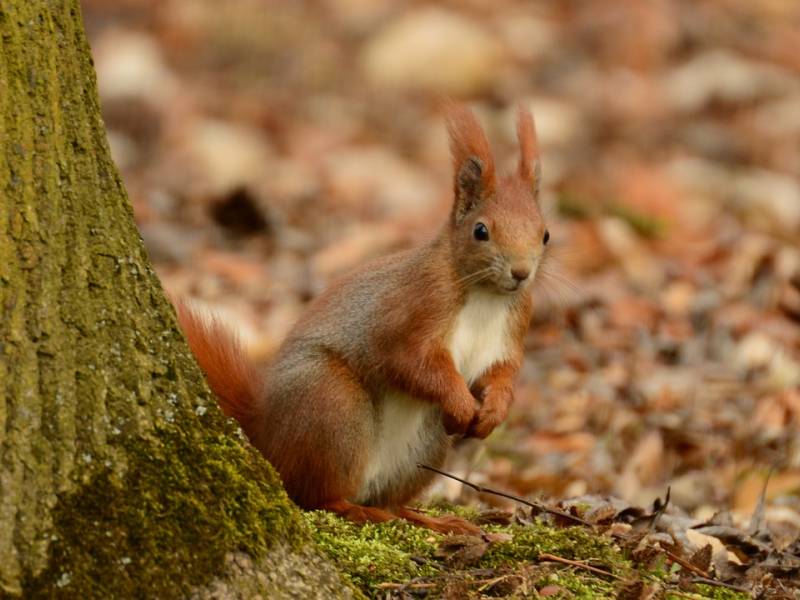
[441,396,477,436]
[465,390,511,439]
[465,406,504,439]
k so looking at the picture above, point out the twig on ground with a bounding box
[417,463,591,527]
[376,581,436,590]
[661,548,710,578]
[476,574,512,592]
[689,576,752,594]
[747,467,773,535]
[649,486,670,532]
[538,552,622,580]
[377,573,516,593]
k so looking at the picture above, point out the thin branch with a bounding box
[538,552,622,580]
[376,581,436,590]
[377,574,514,592]
[747,467,773,536]
[662,549,709,579]
[649,486,671,532]
[417,463,592,527]
[689,577,752,594]
[477,574,511,592]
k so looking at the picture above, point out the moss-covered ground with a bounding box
[305,507,749,599]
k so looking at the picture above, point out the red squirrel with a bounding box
[177,104,548,534]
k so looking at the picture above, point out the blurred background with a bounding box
[82,0,800,527]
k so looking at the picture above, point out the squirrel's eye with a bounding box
[473,222,489,241]
[543,229,550,245]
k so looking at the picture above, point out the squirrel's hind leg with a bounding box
[396,506,481,535]
[266,351,374,509]
[320,502,481,535]
[321,500,396,525]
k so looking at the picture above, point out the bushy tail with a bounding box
[174,300,263,430]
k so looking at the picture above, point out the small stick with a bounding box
[662,549,709,579]
[747,467,773,535]
[538,552,622,580]
[378,574,512,592]
[689,577,751,594]
[477,574,510,592]
[648,486,671,532]
[417,463,591,527]
[376,581,436,590]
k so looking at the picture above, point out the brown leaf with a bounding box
[693,525,770,562]
[442,579,471,600]
[435,535,489,569]
[688,543,713,574]
[585,502,620,525]
[632,542,662,569]
[483,531,513,544]
[616,578,645,600]
[475,508,514,526]
[538,584,567,597]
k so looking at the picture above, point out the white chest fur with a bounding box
[447,290,514,385]
[355,290,513,504]
[356,390,438,504]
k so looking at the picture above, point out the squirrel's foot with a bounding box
[321,500,396,525]
[320,501,481,535]
[396,507,482,535]
[441,395,479,436]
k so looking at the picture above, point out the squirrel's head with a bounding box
[446,103,548,296]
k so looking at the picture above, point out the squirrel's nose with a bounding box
[511,268,530,282]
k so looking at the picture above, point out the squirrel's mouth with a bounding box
[500,281,523,294]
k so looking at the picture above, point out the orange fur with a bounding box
[445,102,496,194]
[174,301,262,430]
[322,500,396,525]
[265,351,371,509]
[396,507,481,535]
[516,103,541,192]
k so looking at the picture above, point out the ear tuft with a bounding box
[446,104,495,183]
[516,103,541,194]
[445,103,495,222]
[453,156,484,223]
[457,156,483,197]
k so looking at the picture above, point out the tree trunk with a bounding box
[0,2,348,597]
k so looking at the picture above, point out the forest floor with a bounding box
[309,502,755,599]
[81,0,800,596]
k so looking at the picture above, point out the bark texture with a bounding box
[0,2,349,597]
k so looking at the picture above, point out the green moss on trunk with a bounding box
[24,423,306,598]
[0,1,350,597]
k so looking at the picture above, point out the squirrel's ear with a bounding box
[516,103,541,196]
[446,104,495,224]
